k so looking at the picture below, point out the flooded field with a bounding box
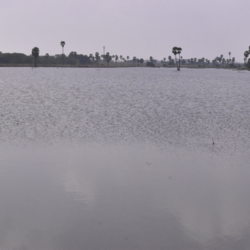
[0,67,250,250]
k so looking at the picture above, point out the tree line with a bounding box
[1,41,249,70]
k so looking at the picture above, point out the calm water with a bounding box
[0,67,250,250]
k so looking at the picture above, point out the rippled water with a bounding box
[0,67,250,250]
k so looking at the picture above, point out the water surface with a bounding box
[0,67,250,250]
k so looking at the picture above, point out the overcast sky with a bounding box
[1,0,249,61]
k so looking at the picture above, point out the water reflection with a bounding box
[0,68,250,249]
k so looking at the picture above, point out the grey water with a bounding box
[0,67,250,250]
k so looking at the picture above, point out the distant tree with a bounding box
[168,56,172,65]
[95,52,100,65]
[244,51,249,61]
[172,47,182,70]
[229,52,231,61]
[115,55,118,65]
[244,51,249,67]
[45,53,49,64]
[60,41,66,64]
[77,54,91,64]
[72,52,77,64]
[89,54,94,62]
[219,55,223,63]
[127,56,129,65]
[146,61,155,67]
[149,56,153,62]
[32,47,39,67]
[139,58,144,65]
[68,51,77,65]
[172,47,178,69]
[105,52,112,66]
[60,41,65,53]
[133,56,136,65]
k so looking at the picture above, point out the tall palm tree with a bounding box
[60,41,65,64]
[172,47,182,70]
[172,47,178,69]
[115,55,118,65]
[177,48,182,70]
[32,47,39,67]
[60,41,65,54]
[229,52,231,61]
[127,56,129,65]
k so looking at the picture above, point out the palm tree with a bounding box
[95,52,100,65]
[244,51,249,64]
[32,47,39,67]
[177,48,182,70]
[127,56,129,65]
[60,41,65,64]
[229,52,231,61]
[172,47,182,70]
[172,47,178,69]
[60,41,65,54]
[89,53,93,62]
[105,52,112,66]
[115,55,118,65]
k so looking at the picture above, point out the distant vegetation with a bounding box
[172,47,182,70]
[0,42,249,69]
[32,47,39,67]
[244,46,250,68]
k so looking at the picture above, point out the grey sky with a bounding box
[1,0,249,61]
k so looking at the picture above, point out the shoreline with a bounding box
[0,64,248,70]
